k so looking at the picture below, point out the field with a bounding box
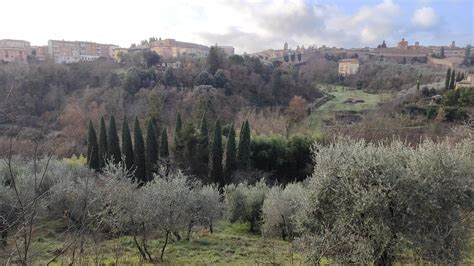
[27,222,303,265]
[309,85,392,128]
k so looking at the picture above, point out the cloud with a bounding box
[411,7,439,28]
[198,0,403,52]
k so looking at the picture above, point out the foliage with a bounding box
[224,180,269,233]
[63,154,87,167]
[262,183,305,240]
[121,118,134,171]
[107,115,121,164]
[459,87,474,106]
[296,138,473,265]
[145,119,158,178]
[86,120,100,171]
[237,120,251,170]
[98,117,108,169]
[224,125,237,181]
[133,117,147,184]
[159,127,169,158]
[194,71,214,86]
[210,120,223,186]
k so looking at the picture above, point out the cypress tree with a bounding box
[197,114,209,177]
[416,80,420,91]
[449,70,456,90]
[87,120,100,172]
[134,117,147,184]
[210,120,223,186]
[445,68,451,90]
[174,112,185,165]
[107,115,121,164]
[122,117,134,172]
[460,72,465,81]
[98,117,108,169]
[237,120,251,170]
[159,127,169,158]
[224,124,237,181]
[456,71,461,82]
[145,119,158,179]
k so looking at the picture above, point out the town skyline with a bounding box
[1,0,472,54]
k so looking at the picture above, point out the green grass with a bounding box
[309,85,392,128]
[37,221,303,265]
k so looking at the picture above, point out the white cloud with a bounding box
[412,7,439,28]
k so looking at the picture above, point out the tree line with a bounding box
[86,114,252,187]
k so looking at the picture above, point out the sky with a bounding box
[1,0,472,53]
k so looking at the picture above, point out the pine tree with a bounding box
[159,127,169,158]
[224,124,237,181]
[122,117,134,172]
[207,46,221,74]
[237,120,251,170]
[449,70,456,90]
[98,117,108,169]
[134,117,147,184]
[196,114,209,177]
[445,68,451,90]
[87,120,100,172]
[174,112,185,165]
[107,115,121,164]
[145,119,158,179]
[210,120,223,186]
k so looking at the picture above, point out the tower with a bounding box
[284,42,288,51]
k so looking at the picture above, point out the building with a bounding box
[112,48,129,62]
[149,38,209,59]
[219,46,235,56]
[30,45,48,62]
[456,74,474,89]
[338,59,359,76]
[48,40,118,63]
[397,38,408,49]
[0,39,30,63]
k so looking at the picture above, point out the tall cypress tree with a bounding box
[87,120,100,172]
[224,124,237,181]
[134,117,147,184]
[445,68,451,90]
[145,119,158,179]
[449,70,456,90]
[174,112,185,165]
[122,117,134,172]
[237,120,251,170]
[107,115,121,164]
[197,114,209,177]
[98,117,108,169]
[210,120,223,186]
[159,127,169,158]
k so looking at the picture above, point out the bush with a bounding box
[262,183,304,240]
[296,138,473,265]
[224,179,269,232]
[459,87,474,106]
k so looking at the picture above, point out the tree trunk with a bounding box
[375,248,393,266]
[186,221,193,241]
[133,235,147,261]
[173,231,181,241]
[209,220,213,234]
[160,231,170,261]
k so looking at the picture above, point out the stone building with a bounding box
[48,40,118,64]
[219,46,235,56]
[338,59,359,76]
[0,39,30,63]
[397,38,409,49]
[456,74,474,89]
[149,39,209,59]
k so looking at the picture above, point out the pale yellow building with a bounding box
[456,74,474,89]
[149,39,209,59]
[338,59,359,76]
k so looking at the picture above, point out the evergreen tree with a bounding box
[196,114,210,177]
[146,119,158,179]
[210,120,223,186]
[237,120,251,170]
[87,120,100,171]
[416,80,420,91]
[449,70,456,90]
[224,124,237,181]
[440,46,445,58]
[456,71,461,82]
[207,46,221,74]
[460,72,465,81]
[122,117,134,172]
[134,117,147,184]
[174,112,185,165]
[159,127,169,158]
[107,115,121,164]
[98,117,108,169]
[445,68,451,90]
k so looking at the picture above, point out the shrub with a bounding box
[224,179,269,232]
[296,138,473,265]
[262,183,304,240]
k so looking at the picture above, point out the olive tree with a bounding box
[224,179,269,232]
[296,138,473,265]
[262,182,304,240]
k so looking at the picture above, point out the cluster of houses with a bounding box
[0,38,235,65]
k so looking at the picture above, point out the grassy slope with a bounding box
[39,222,303,265]
[309,85,392,128]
